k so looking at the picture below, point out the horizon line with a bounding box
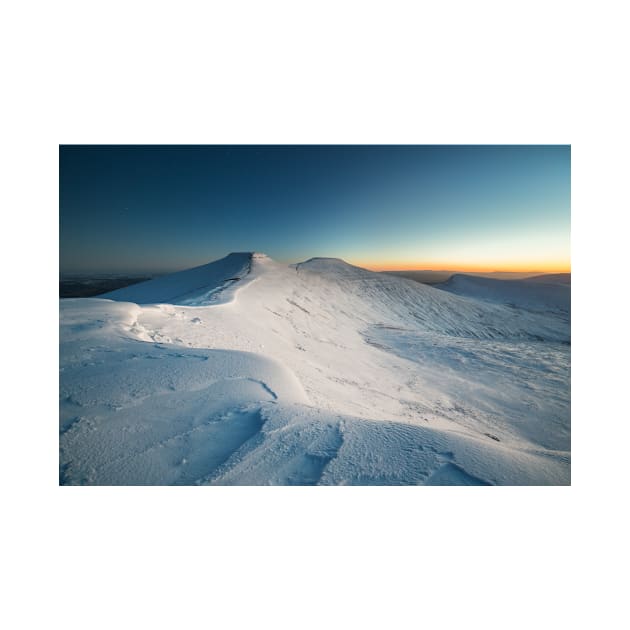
[60,264,572,276]
[365,266,571,273]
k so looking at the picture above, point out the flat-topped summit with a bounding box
[296,256,372,277]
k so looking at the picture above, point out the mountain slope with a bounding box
[437,273,570,315]
[101,252,259,305]
[60,253,570,485]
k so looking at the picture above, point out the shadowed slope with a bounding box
[101,252,256,305]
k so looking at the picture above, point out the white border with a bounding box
[4,1,628,628]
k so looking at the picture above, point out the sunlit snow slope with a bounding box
[60,253,570,485]
[437,273,571,316]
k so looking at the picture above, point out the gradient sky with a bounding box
[59,145,570,274]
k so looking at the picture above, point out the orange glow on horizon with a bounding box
[355,259,571,273]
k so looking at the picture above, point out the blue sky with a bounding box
[59,145,570,274]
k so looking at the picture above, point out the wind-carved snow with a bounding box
[60,252,570,485]
[101,252,257,305]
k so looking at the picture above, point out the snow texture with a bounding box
[60,253,570,485]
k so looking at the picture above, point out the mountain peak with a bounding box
[296,257,370,276]
[302,256,349,264]
[225,252,273,263]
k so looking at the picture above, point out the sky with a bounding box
[59,145,570,274]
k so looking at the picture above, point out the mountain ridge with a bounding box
[60,251,570,485]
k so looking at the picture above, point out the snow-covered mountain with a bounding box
[60,252,570,485]
[437,273,571,315]
[101,252,257,305]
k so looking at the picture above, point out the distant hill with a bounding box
[525,273,571,285]
[436,273,570,315]
[60,276,153,298]
[383,270,569,285]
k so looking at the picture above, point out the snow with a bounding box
[60,253,570,485]
[437,273,571,316]
[100,251,257,305]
